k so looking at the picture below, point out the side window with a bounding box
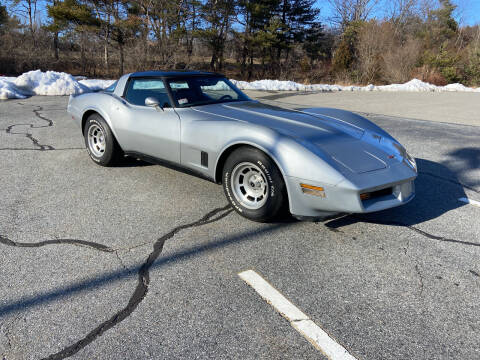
[125,79,171,107]
[199,79,239,100]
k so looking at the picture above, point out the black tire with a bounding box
[83,113,122,166]
[222,147,287,222]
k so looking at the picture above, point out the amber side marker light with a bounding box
[300,183,326,197]
[360,193,371,200]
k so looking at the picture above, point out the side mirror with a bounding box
[145,96,163,111]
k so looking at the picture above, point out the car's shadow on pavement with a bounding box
[441,147,480,189]
[324,158,471,228]
[115,156,153,167]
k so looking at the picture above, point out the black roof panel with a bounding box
[130,70,224,78]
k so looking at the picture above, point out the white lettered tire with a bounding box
[222,147,287,222]
[84,113,122,166]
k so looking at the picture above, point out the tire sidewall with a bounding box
[84,115,114,166]
[223,148,286,221]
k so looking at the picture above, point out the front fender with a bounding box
[214,124,346,187]
[214,132,347,217]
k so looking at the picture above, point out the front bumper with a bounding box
[286,162,416,218]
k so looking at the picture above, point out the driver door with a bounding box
[111,78,181,164]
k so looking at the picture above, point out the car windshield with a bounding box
[167,76,249,107]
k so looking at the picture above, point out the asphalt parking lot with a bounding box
[1,94,479,360]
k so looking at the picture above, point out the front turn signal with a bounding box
[300,184,326,197]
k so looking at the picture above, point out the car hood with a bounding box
[194,101,391,174]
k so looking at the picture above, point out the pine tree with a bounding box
[0,4,8,32]
[279,0,319,44]
[275,0,320,73]
[198,0,237,71]
[303,22,331,67]
[426,0,458,46]
[47,0,99,73]
[238,0,282,78]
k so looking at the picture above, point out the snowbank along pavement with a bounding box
[231,78,480,93]
[1,70,480,100]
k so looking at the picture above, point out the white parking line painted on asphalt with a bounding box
[459,197,480,208]
[238,270,357,360]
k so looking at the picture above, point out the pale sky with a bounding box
[316,0,480,26]
[8,0,480,28]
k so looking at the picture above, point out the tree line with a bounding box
[0,0,479,86]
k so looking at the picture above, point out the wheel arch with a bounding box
[81,106,119,134]
[81,107,123,151]
[214,142,287,184]
[81,109,99,133]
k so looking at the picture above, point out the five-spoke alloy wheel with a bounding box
[84,113,122,166]
[87,123,106,158]
[231,162,269,210]
[223,146,287,222]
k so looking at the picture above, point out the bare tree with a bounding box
[386,0,418,23]
[9,0,40,44]
[327,0,380,28]
[418,0,437,20]
[384,0,422,37]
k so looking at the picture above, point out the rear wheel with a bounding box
[83,113,122,166]
[222,147,287,222]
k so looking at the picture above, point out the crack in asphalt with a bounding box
[354,217,480,248]
[404,237,411,256]
[2,326,12,353]
[0,235,115,253]
[32,107,54,126]
[325,216,480,248]
[0,148,84,151]
[2,106,55,151]
[114,251,129,272]
[42,204,233,360]
[405,223,480,248]
[414,264,425,295]
[1,313,22,359]
[324,216,478,295]
[0,106,83,152]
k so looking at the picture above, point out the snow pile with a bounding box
[442,83,477,92]
[232,78,480,93]
[79,79,115,91]
[0,77,26,99]
[231,79,344,92]
[14,70,89,96]
[0,70,114,99]
[373,79,438,92]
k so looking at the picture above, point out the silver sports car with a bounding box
[67,70,417,222]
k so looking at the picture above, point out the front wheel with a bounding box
[83,113,122,166]
[222,147,287,222]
